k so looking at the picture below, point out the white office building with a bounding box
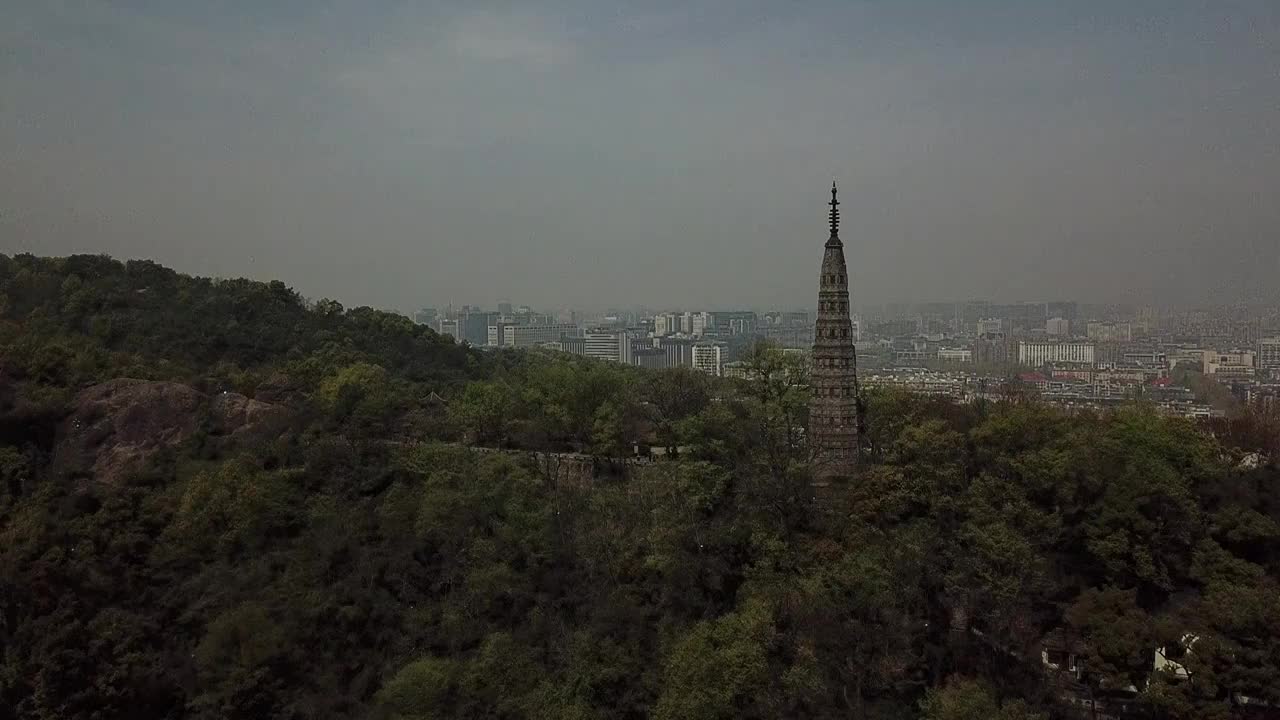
[502,324,581,348]
[937,348,973,363]
[582,331,632,364]
[1204,350,1255,377]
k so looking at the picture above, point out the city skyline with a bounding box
[413,296,1280,319]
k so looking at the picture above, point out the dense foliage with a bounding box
[1,254,1278,719]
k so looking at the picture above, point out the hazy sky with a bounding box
[4,1,1278,312]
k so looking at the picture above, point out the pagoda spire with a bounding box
[828,180,840,237]
[811,180,859,487]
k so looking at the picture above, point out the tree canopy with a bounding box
[1,254,1279,719]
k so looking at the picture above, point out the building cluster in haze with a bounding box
[413,304,808,378]
[857,300,1280,418]
[413,297,1280,419]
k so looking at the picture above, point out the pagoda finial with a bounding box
[828,181,840,236]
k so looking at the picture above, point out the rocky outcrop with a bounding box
[209,390,288,437]
[55,379,203,485]
[1238,452,1268,470]
[254,373,303,405]
[54,379,286,485]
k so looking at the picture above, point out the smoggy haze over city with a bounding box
[3,1,1278,312]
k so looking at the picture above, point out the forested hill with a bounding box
[2,254,1279,720]
[0,253,483,393]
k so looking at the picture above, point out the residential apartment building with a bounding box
[1259,337,1280,370]
[692,344,724,376]
[652,313,678,337]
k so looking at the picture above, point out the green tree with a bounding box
[1065,587,1156,692]
[654,598,777,720]
[376,657,458,720]
[449,381,517,446]
[920,677,1047,720]
[646,367,711,456]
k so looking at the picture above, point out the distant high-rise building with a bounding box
[656,336,697,368]
[1001,302,1048,332]
[762,324,815,348]
[976,318,1004,336]
[502,324,581,348]
[654,312,690,337]
[497,301,513,315]
[1045,317,1071,336]
[633,347,670,369]
[1256,337,1280,370]
[692,343,724,376]
[973,336,1013,365]
[1046,301,1079,322]
[1087,321,1133,343]
[580,330,633,364]
[960,301,992,328]
[809,183,860,485]
[486,323,507,346]
[1018,341,1096,368]
[691,312,709,337]
[710,311,758,336]
[414,308,439,326]
[763,310,809,326]
[459,311,498,346]
[558,336,586,355]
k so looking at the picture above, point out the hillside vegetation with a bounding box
[1,254,1279,719]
